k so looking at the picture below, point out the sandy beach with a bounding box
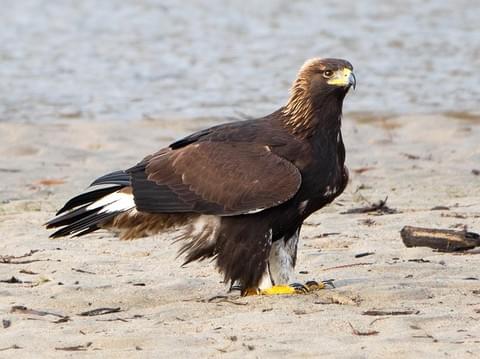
[1,0,480,357]
[1,113,479,358]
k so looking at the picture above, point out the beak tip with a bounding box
[350,73,357,90]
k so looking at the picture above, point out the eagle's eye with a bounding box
[323,70,334,79]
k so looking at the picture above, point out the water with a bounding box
[0,0,479,123]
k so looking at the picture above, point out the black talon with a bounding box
[289,282,309,294]
[322,279,336,288]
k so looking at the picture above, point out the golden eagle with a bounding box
[46,58,356,295]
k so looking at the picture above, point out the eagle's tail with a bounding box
[45,171,135,238]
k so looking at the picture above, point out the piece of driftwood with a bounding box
[341,197,397,215]
[401,226,480,252]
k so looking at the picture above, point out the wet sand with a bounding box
[1,113,479,357]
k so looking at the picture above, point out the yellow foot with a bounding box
[242,281,328,296]
[262,285,298,295]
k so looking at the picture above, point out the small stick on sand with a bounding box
[0,250,42,264]
[322,262,373,271]
[348,322,379,336]
[401,226,480,252]
[341,197,398,215]
[55,342,92,351]
[362,309,419,316]
[10,305,66,319]
[78,307,121,316]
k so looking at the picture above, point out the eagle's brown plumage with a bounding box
[46,58,356,292]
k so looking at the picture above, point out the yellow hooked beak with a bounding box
[327,68,356,89]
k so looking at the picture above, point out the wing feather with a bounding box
[128,142,301,216]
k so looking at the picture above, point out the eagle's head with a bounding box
[283,58,355,133]
[299,58,355,95]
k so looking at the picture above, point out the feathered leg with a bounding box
[244,227,327,295]
[268,227,299,285]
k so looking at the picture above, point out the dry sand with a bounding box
[1,113,480,358]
